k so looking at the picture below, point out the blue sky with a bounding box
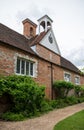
[0,0,84,69]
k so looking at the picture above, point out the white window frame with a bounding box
[64,72,71,82]
[75,75,80,85]
[16,57,35,77]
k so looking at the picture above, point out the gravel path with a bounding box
[0,102,84,130]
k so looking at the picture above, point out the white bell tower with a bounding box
[38,15,53,35]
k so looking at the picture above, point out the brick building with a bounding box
[0,15,84,99]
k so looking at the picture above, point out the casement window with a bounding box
[75,76,80,85]
[16,58,34,76]
[64,72,71,82]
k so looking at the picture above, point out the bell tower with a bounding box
[38,15,53,35]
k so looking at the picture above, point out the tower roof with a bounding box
[38,15,53,22]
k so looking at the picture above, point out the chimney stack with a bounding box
[22,18,37,38]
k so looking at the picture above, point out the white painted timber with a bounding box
[40,29,61,55]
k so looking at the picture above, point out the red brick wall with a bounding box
[0,44,53,99]
[0,44,15,75]
[35,44,63,98]
[35,59,52,99]
[80,75,84,85]
[0,43,37,76]
[0,43,84,99]
[53,65,63,81]
[35,59,64,99]
[36,44,61,65]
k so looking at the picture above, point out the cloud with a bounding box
[15,3,55,34]
[16,3,54,24]
[66,43,84,69]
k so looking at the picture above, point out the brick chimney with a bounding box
[22,18,37,38]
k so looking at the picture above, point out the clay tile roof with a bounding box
[61,56,80,74]
[29,29,50,47]
[0,23,36,55]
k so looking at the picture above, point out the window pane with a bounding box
[75,77,79,84]
[64,73,70,82]
[21,60,25,74]
[16,59,20,73]
[30,62,33,76]
[26,61,29,75]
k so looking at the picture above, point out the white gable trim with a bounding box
[40,29,61,55]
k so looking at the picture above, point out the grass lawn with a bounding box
[53,110,84,130]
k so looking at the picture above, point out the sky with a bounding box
[0,0,84,69]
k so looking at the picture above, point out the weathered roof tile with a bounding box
[0,23,36,55]
[61,56,80,74]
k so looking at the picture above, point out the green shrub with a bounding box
[77,97,84,103]
[40,100,53,112]
[53,80,74,98]
[50,100,58,108]
[74,85,84,97]
[64,96,78,105]
[50,97,83,109]
[49,99,67,109]
[1,112,25,121]
[0,75,84,121]
[0,75,45,119]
